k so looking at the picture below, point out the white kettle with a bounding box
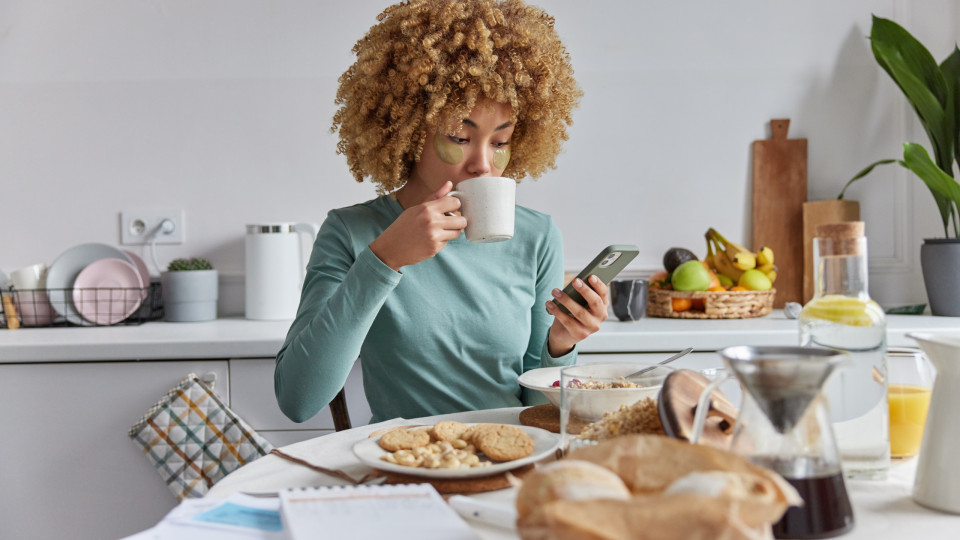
[245,222,318,320]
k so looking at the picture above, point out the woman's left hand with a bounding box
[545,275,609,357]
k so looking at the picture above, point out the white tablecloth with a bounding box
[206,407,959,539]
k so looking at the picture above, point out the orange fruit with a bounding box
[729,285,747,291]
[671,297,692,312]
[649,270,669,289]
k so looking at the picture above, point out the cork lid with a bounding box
[815,221,865,256]
[815,221,864,239]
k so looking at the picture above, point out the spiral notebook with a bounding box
[278,483,478,540]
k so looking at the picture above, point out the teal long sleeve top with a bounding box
[274,195,576,423]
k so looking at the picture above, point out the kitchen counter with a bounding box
[1,311,958,363]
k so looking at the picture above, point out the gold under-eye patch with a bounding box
[493,146,511,170]
[433,133,464,165]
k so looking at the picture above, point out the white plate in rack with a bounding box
[72,258,143,325]
[123,250,152,301]
[46,243,137,326]
[352,424,559,479]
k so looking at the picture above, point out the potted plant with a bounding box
[839,15,960,316]
[161,257,218,322]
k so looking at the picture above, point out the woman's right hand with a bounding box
[369,181,467,271]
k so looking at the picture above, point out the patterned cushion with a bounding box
[129,373,273,500]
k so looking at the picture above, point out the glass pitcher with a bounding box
[691,345,855,539]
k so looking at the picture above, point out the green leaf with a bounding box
[871,16,949,105]
[902,143,960,236]
[837,159,898,199]
[940,46,960,164]
[870,16,954,171]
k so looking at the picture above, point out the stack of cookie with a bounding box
[378,421,535,470]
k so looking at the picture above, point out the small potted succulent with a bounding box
[161,257,218,322]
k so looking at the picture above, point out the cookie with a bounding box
[431,421,470,442]
[378,427,431,451]
[472,424,535,462]
[460,424,478,444]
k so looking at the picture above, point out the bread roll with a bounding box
[516,460,631,519]
[665,470,777,506]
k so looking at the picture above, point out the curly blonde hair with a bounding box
[332,0,582,193]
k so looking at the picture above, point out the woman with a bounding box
[275,0,607,423]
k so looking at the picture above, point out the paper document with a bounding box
[121,493,285,540]
[280,483,478,540]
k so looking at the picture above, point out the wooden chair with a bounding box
[329,387,351,432]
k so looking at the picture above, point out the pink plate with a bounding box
[72,258,144,325]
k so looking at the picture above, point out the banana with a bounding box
[703,233,716,270]
[711,240,744,281]
[707,228,757,271]
[756,246,775,266]
[732,251,756,271]
[758,262,778,283]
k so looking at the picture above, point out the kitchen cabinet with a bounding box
[0,360,229,540]
[0,354,368,540]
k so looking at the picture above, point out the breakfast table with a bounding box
[202,407,960,539]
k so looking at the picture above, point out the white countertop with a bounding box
[579,311,960,352]
[0,318,293,362]
[1,311,958,363]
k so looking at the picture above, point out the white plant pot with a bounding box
[161,270,218,322]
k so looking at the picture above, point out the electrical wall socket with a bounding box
[119,209,185,245]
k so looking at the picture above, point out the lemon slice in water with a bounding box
[802,295,882,326]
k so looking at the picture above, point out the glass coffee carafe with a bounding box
[692,345,855,539]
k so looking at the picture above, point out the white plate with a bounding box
[72,258,143,325]
[46,243,136,326]
[123,250,151,300]
[352,424,559,479]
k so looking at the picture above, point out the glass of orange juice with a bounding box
[887,348,936,459]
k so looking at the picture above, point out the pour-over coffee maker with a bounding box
[692,345,855,539]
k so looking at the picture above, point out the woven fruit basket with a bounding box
[647,288,776,319]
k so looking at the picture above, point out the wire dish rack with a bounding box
[0,282,163,328]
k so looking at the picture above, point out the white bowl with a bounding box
[519,363,672,421]
[518,366,566,408]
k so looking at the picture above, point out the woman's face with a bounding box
[409,98,515,193]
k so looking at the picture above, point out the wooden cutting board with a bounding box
[752,119,807,308]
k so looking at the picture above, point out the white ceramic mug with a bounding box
[449,176,516,243]
[10,263,54,326]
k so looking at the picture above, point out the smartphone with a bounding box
[553,244,640,314]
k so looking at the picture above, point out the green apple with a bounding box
[671,260,711,291]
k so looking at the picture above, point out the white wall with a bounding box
[2,0,957,310]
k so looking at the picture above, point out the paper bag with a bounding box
[517,435,801,540]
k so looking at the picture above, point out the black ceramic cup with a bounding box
[610,278,648,321]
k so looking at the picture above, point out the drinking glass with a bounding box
[887,348,935,459]
[559,363,672,455]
